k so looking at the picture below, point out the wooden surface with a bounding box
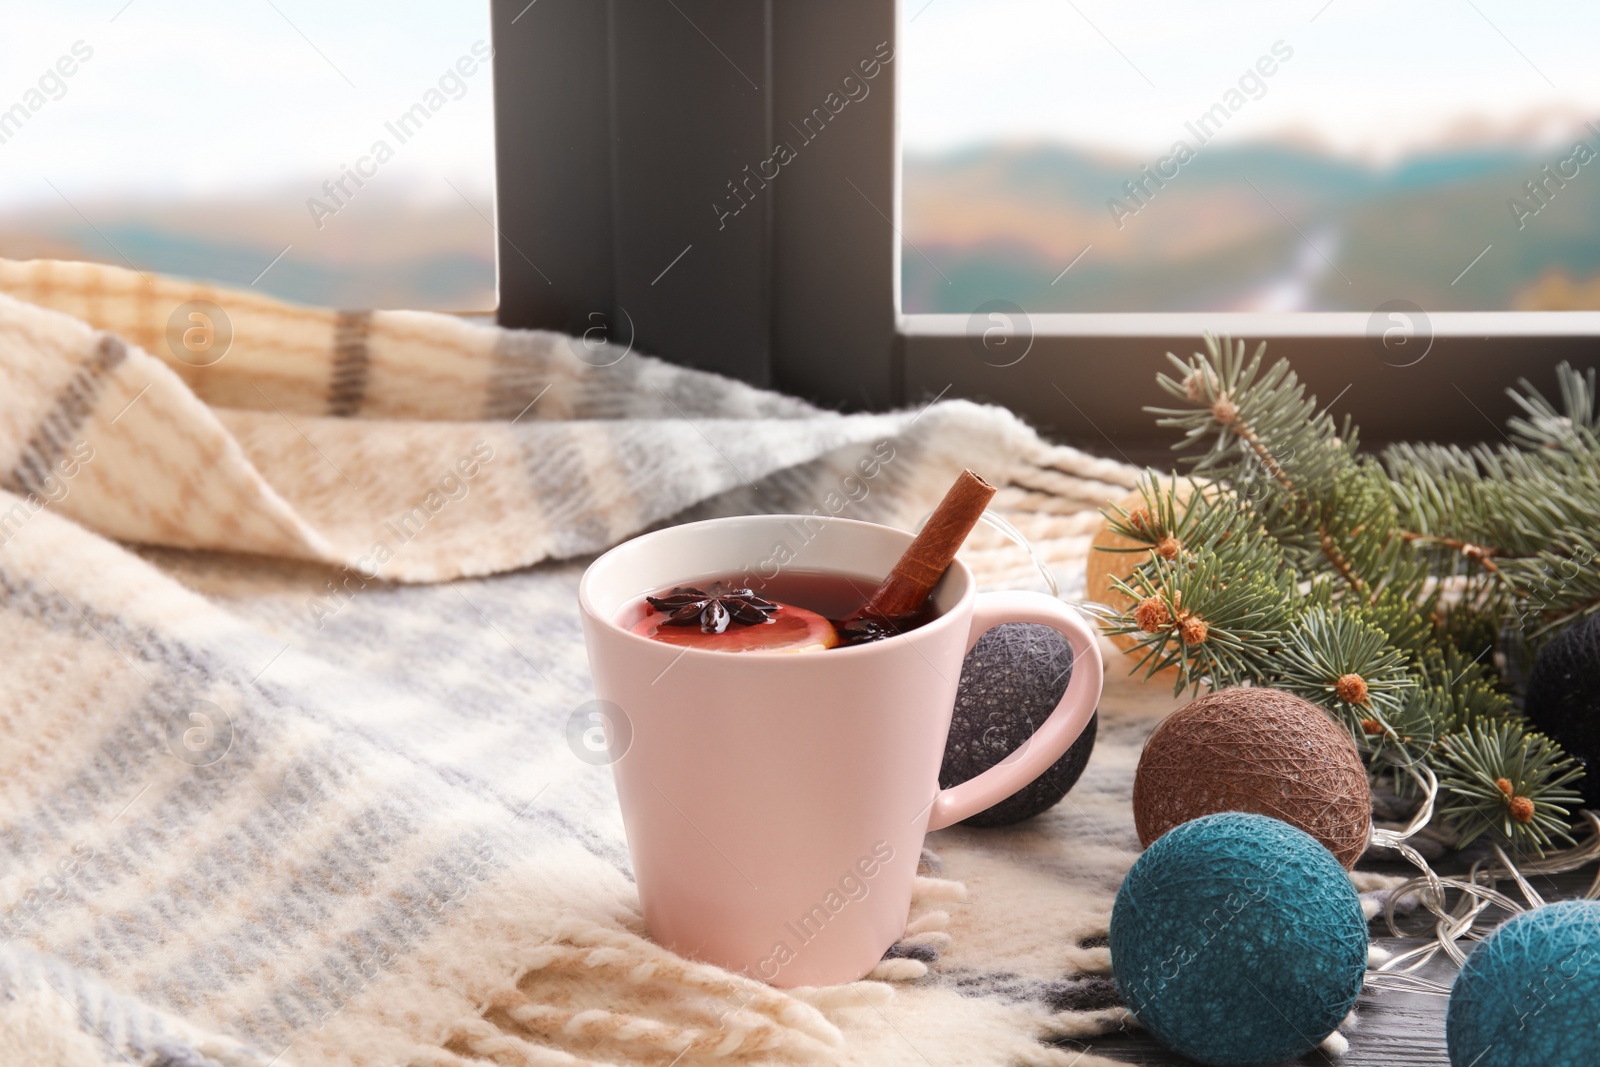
[1082,932,1455,1065]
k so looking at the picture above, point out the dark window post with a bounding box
[491,0,899,405]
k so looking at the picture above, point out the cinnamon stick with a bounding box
[847,469,995,625]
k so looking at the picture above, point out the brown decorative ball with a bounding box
[1133,687,1372,869]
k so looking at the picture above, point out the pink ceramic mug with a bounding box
[578,514,1103,986]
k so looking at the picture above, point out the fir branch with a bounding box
[1317,524,1371,601]
[1352,582,1439,661]
[1502,531,1600,639]
[1274,607,1416,737]
[1150,335,1373,600]
[1103,474,1281,572]
[1408,640,1514,737]
[1437,722,1584,854]
[1100,474,1198,553]
[1506,363,1598,454]
[1100,344,1599,850]
[1399,532,1500,573]
[1107,554,1295,695]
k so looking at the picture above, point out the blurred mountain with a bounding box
[903,136,1600,314]
[12,137,1598,318]
[0,185,496,312]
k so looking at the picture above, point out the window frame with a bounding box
[491,0,1600,458]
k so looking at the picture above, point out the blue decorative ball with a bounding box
[1446,899,1600,1067]
[1110,812,1368,1066]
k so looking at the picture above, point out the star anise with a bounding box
[646,585,779,634]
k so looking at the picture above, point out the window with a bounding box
[901,0,1600,314]
[491,0,1599,452]
[0,1,496,311]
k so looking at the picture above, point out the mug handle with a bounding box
[925,591,1104,831]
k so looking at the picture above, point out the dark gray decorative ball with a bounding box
[940,622,1097,827]
[1525,613,1600,807]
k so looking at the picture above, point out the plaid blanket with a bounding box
[0,258,1147,1067]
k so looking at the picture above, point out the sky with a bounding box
[901,0,1600,160]
[0,0,496,209]
[5,0,1598,212]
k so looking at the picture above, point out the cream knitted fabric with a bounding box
[0,259,1148,1067]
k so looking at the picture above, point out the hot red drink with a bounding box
[629,570,943,653]
[629,470,994,654]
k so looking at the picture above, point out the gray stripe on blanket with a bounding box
[0,942,273,1067]
[327,310,372,417]
[485,329,818,422]
[515,427,622,555]
[156,826,502,1046]
[483,330,556,421]
[0,565,630,881]
[8,333,126,497]
[0,567,628,1046]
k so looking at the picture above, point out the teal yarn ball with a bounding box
[1447,899,1600,1067]
[1110,812,1368,1066]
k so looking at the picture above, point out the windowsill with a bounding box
[900,310,1600,337]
